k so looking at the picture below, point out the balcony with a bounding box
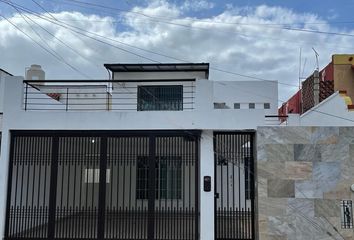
[23,80,196,112]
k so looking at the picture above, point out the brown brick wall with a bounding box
[301,75,314,113]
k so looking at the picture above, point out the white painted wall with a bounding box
[286,92,354,126]
[0,70,12,114]
[212,80,278,115]
[0,75,278,239]
[200,131,214,240]
[33,85,109,110]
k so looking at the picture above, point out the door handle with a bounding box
[214,193,219,199]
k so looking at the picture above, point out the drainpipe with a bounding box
[313,70,320,106]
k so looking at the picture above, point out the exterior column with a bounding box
[200,130,215,240]
[313,70,320,105]
[0,77,23,237]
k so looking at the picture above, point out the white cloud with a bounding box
[0,2,353,103]
[181,0,215,11]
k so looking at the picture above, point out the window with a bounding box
[264,103,270,109]
[83,168,110,183]
[234,103,240,109]
[214,102,227,109]
[136,156,182,199]
[249,103,255,109]
[137,85,183,111]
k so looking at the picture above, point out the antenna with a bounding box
[312,47,319,71]
[299,48,302,90]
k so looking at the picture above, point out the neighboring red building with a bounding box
[279,54,354,116]
[278,90,301,115]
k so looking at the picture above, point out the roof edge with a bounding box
[0,68,13,76]
[104,63,209,73]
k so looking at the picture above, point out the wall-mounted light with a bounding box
[351,184,354,192]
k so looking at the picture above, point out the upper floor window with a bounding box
[249,103,255,109]
[137,85,183,111]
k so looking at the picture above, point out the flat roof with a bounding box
[104,63,209,74]
[0,68,13,76]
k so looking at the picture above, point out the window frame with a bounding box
[136,156,182,200]
[137,85,183,111]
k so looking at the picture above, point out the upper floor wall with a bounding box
[286,91,354,126]
[1,76,279,132]
[0,69,13,114]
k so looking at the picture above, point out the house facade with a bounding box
[0,63,279,240]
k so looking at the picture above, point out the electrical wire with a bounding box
[4,0,354,125]
[0,12,91,79]
[46,0,354,46]
[1,2,352,238]
[54,0,354,29]
[1,0,160,64]
[0,0,300,88]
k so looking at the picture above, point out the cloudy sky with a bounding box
[1,0,354,102]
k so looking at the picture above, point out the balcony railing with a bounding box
[23,80,196,111]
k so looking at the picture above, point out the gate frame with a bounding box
[213,131,256,240]
[4,130,201,240]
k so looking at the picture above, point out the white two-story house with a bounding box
[0,63,278,240]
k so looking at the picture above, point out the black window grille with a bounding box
[137,85,183,111]
[136,156,182,199]
[341,200,353,229]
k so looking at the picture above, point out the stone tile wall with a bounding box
[257,127,354,240]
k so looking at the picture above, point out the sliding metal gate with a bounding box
[214,132,255,240]
[5,131,199,240]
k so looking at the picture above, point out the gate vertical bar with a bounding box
[148,135,156,240]
[98,136,107,240]
[250,134,255,239]
[48,136,59,239]
[213,133,217,240]
[195,135,199,240]
[4,134,16,239]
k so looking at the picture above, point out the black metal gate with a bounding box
[214,132,255,240]
[5,131,199,240]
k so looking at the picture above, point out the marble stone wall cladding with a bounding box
[257,127,354,240]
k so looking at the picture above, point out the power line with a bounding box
[0,12,92,79]
[5,0,354,125]
[0,2,352,237]
[8,15,354,27]
[29,0,104,69]
[51,0,354,40]
[5,2,92,79]
[1,0,160,64]
[32,0,354,55]
[1,0,300,88]
[52,0,354,28]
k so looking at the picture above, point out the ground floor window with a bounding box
[136,156,182,199]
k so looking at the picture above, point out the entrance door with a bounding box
[214,132,255,240]
[5,131,199,240]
